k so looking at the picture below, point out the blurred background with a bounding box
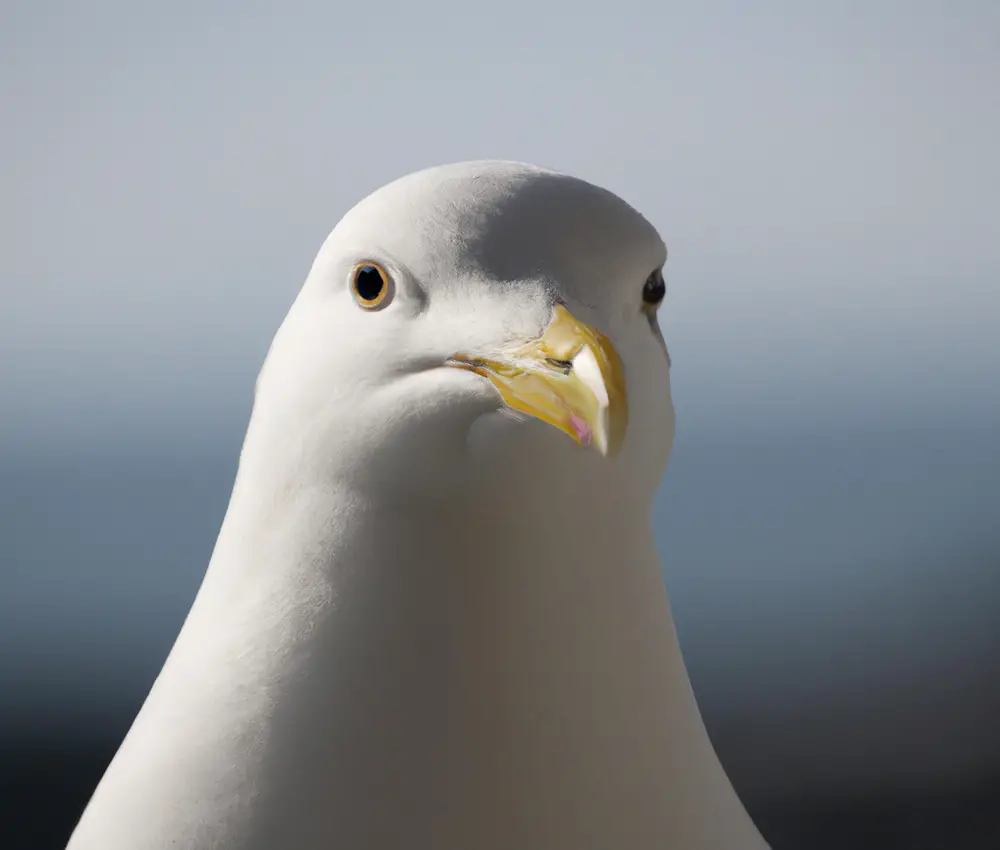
[2,2,998,848]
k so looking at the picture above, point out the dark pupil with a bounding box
[643,272,665,304]
[355,266,385,301]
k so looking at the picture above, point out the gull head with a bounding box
[248,161,675,509]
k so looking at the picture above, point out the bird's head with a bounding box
[249,161,674,511]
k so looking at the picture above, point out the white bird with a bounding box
[67,161,770,849]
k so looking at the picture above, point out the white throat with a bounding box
[68,440,768,850]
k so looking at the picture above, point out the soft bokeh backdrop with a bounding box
[2,2,998,848]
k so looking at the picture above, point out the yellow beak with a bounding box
[446,305,628,456]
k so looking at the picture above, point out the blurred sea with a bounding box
[2,411,998,848]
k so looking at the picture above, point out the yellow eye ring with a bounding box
[351,262,392,310]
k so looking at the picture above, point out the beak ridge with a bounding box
[447,305,628,456]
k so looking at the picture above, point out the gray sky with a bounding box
[2,0,998,446]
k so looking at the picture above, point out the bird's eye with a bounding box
[642,269,666,311]
[351,262,392,310]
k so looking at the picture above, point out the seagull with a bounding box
[67,161,770,849]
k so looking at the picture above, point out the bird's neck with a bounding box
[69,464,768,850]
